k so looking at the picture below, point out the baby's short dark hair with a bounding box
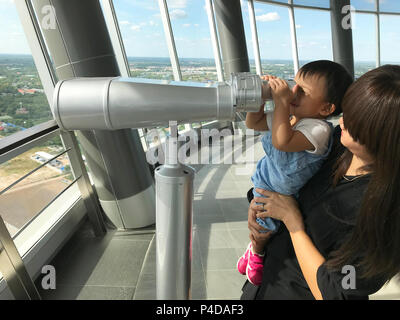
[298,60,353,116]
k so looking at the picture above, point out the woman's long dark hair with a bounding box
[328,65,400,280]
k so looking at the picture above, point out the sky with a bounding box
[0,0,400,63]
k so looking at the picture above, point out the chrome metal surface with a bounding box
[0,215,41,300]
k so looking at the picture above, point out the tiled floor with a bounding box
[36,132,400,300]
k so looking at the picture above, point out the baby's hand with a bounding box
[260,74,277,101]
[268,77,294,106]
[260,74,277,81]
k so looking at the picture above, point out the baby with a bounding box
[237,60,353,286]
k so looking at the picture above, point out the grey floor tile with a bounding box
[200,247,239,271]
[191,271,207,300]
[140,234,203,275]
[133,271,206,300]
[370,276,400,299]
[197,227,235,250]
[140,237,156,275]
[369,294,400,300]
[133,273,156,300]
[228,228,251,249]
[193,197,225,217]
[217,198,249,219]
[39,285,135,300]
[54,237,150,287]
[205,270,246,300]
[224,219,248,231]
[193,214,227,230]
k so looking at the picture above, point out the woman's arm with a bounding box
[269,79,314,152]
[252,188,326,300]
[288,230,326,300]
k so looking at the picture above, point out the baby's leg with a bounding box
[253,188,281,233]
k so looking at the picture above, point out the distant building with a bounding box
[16,107,29,114]
[0,115,12,121]
[17,88,36,95]
[31,151,65,173]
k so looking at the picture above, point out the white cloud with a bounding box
[131,25,141,31]
[120,21,130,25]
[296,24,302,29]
[256,12,280,22]
[183,23,191,27]
[168,0,187,9]
[170,9,187,20]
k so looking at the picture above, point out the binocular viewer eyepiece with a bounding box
[261,79,296,101]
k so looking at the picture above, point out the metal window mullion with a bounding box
[60,131,106,236]
[375,0,381,67]
[0,130,60,166]
[15,0,55,106]
[255,0,331,11]
[288,1,299,74]
[158,0,192,131]
[256,0,400,14]
[248,0,262,75]
[353,9,400,15]
[158,0,182,81]
[0,216,41,300]
[205,0,224,81]
[101,0,130,77]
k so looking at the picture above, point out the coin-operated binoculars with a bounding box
[53,72,272,299]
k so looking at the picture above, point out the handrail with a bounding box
[0,120,59,157]
[0,148,71,196]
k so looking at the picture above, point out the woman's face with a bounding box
[339,116,372,161]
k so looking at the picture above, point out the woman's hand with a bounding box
[248,199,273,243]
[253,188,305,233]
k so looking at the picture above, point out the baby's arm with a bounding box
[245,104,268,131]
[269,78,315,152]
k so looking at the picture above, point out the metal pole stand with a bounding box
[155,123,195,299]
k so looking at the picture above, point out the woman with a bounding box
[241,65,400,300]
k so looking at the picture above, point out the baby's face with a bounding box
[290,73,329,119]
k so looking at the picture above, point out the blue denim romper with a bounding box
[251,122,333,232]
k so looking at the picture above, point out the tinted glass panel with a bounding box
[254,1,295,79]
[0,2,53,140]
[379,0,400,13]
[0,136,73,237]
[294,8,333,66]
[113,0,174,80]
[380,14,400,63]
[353,13,377,77]
[166,0,218,82]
